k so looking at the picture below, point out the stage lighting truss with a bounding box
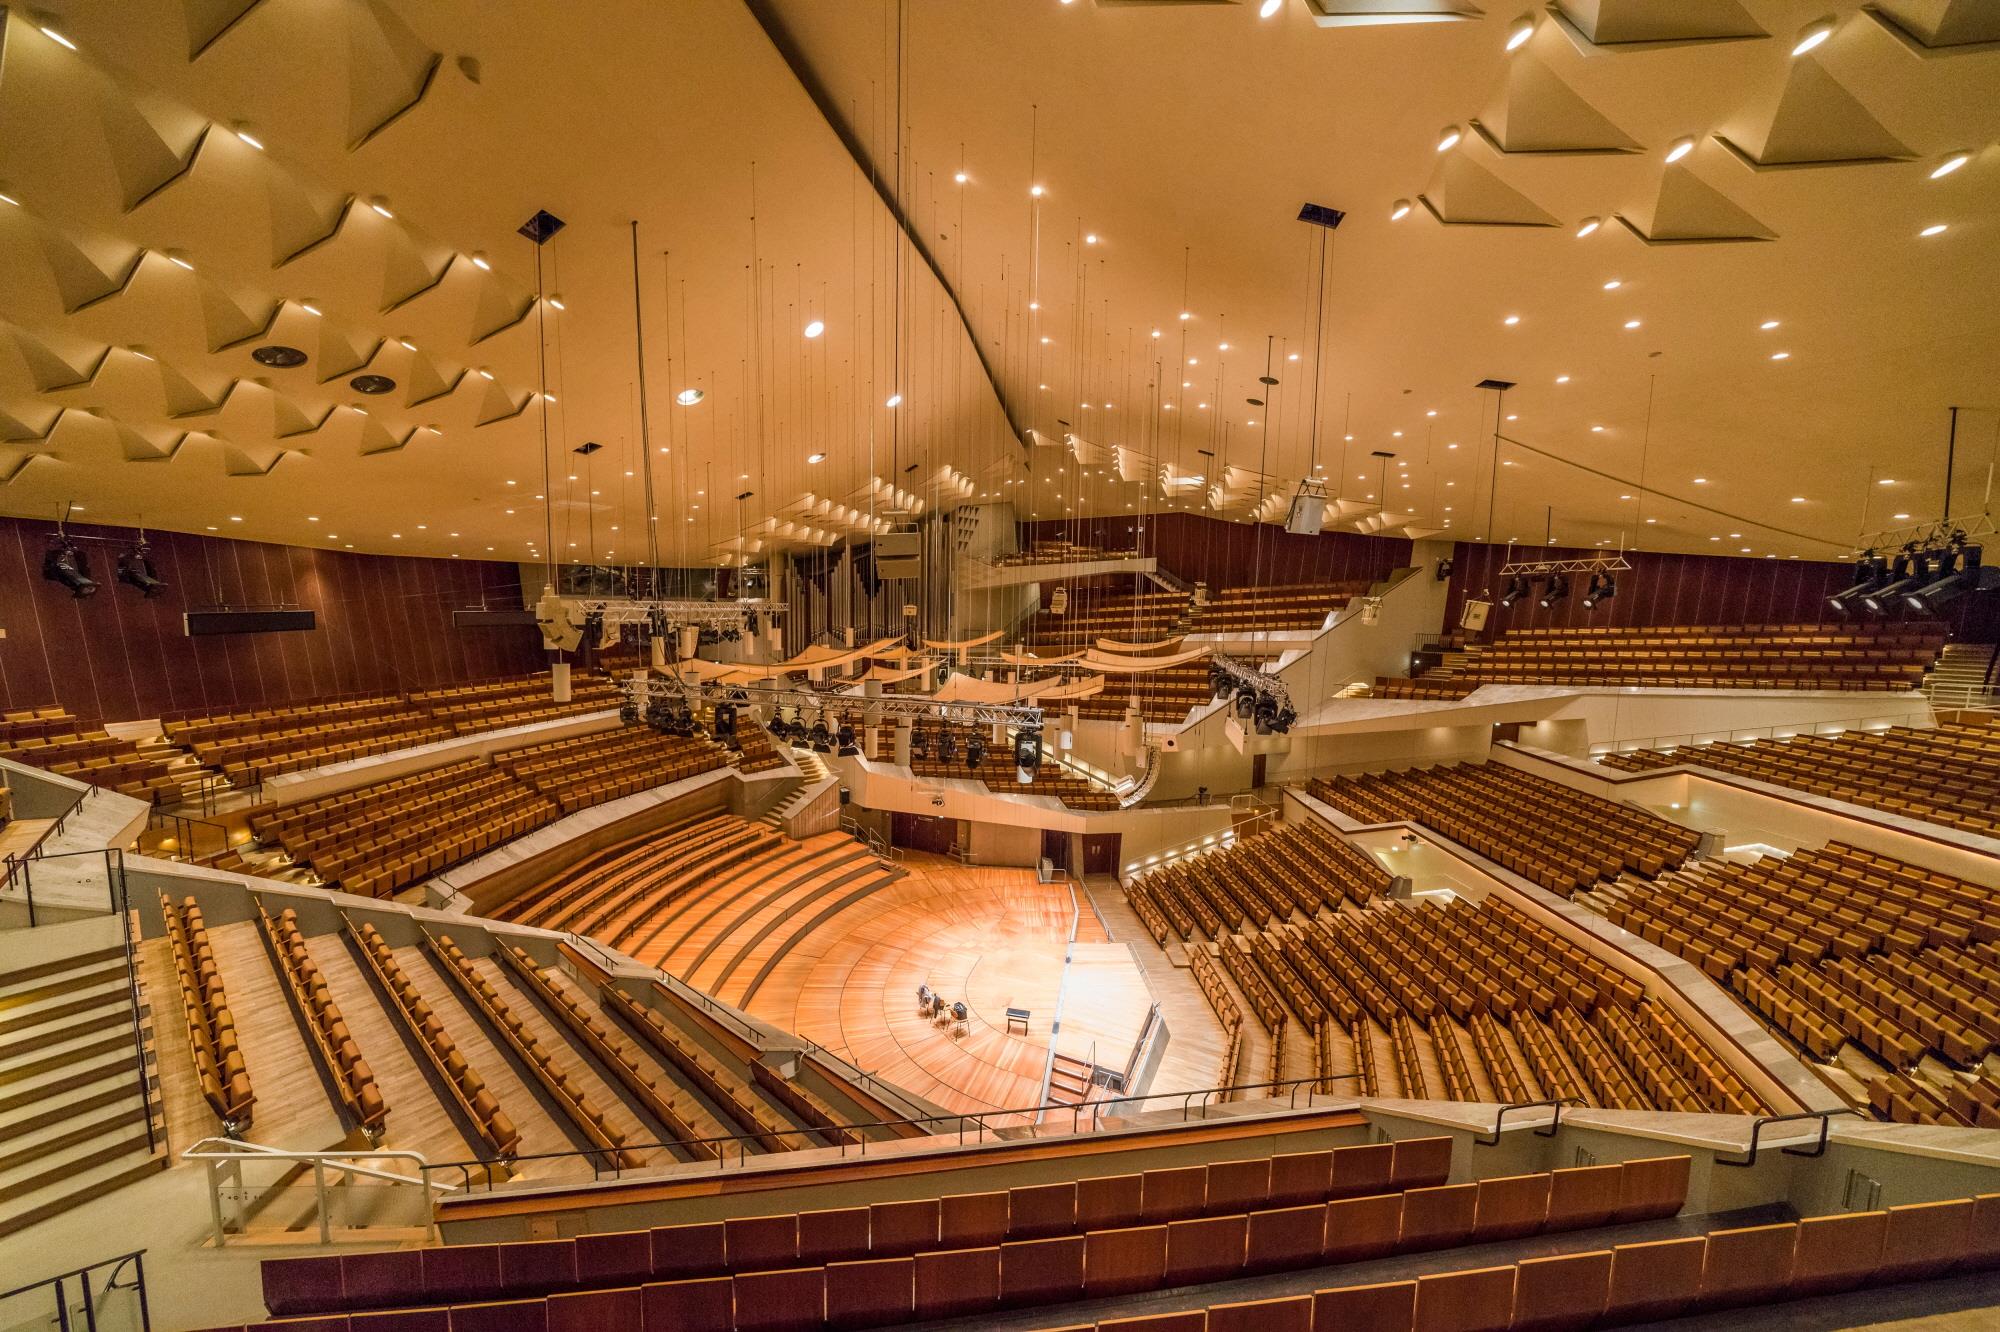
[533,590,783,652]
[1840,520,1996,615]
[1494,555,1631,611]
[1208,650,1296,734]
[619,672,1045,733]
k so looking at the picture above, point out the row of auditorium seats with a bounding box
[161,893,254,1126]
[1184,582,1370,633]
[0,706,199,803]
[599,984,803,1153]
[348,919,516,1157]
[1584,842,2000,1122]
[1428,622,1944,692]
[499,815,780,942]
[1023,587,1191,649]
[1362,676,1480,702]
[1307,763,1700,898]
[495,947,725,1160]
[727,720,789,773]
[908,725,1120,809]
[1597,717,2000,838]
[1098,1193,2000,1332]
[1128,820,1392,942]
[260,907,385,1133]
[242,1145,1696,1329]
[429,934,646,1170]
[247,731,729,899]
[997,540,1142,567]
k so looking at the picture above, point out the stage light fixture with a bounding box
[1582,571,1615,609]
[1498,574,1532,608]
[1828,551,1888,613]
[619,698,641,726]
[1906,541,1984,612]
[42,539,97,597]
[1538,573,1570,608]
[115,542,167,598]
[965,736,986,770]
[1013,729,1042,784]
[1862,547,1924,612]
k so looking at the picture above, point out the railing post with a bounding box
[315,1161,331,1243]
[134,1252,153,1332]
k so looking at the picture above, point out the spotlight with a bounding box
[1234,688,1258,720]
[808,718,832,752]
[911,730,930,760]
[619,698,641,727]
[1582,571,1615,609]
[836,720,858,756]
[1539,573,1570,608]
[713,702,738,742]
[1013,729,1041,784]
[1253,695,1278,735]
[42,539,97,598]
[116,542,167,598]
[937,731,956,765]
[966,736,986,770]
[1862,547,1924,612]
[1906,542,1984,613]
[1498,574,1532,609]
[1272,705,1296,734]
[1828,551,1888,613]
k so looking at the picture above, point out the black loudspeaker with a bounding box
[838,788,851,805]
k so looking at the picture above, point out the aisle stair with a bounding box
[1925,642,2000,712]
[0,940,165,1238]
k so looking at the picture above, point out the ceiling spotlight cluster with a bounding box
[1831,534,1991,616]
[1496,558,1629,613]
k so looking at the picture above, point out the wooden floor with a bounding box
[743,859,1077,1120]
[1083,882,1241,1102]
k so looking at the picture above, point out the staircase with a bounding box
[0,938,165,1238]
[1046,1051,1095,1108]
[1923,642,1999,713]
[760,748,836,834]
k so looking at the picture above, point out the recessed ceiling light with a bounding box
[477,368,494,380]
[803,319,825,338]
[40,25,77,50]
[1760,320,1780,330]
[807,452,826,464]
[1085,233,1099,245]
[1619,494,1633,500]
[1390,199,1411,221]
[954,171,969,184]
[1919,223,1947,237]
[1602,279,1621,290]
[885,393,902,408]
[1770,351,1790,360]
[234,128,264,151]
[1506,15,1534,49]
[1791,16,1835,56]
[676,388,704,406]
[469,253,491,271]
[1437,125,1462,153]
[1040,335,1052,345]
[1693,477,1708,484]
[1790,496,1805,503]
[1555,375,1570,384]
[1259,0,1283,16]
[1503,315,1520,326]
[300,302,322,317]
[547,296,566,311]
[1188,357,1199,365]
[1030,184,1045,198]
[1287,352,1300,362]
[1930,152,1971,180]
[1590,425,1605,433]
[369,200,394,219]
[229,515,243,523]
[1664,137,1698,165]
[1892,512,1910,520]
[1623,319,1641,329]
[1879,477,1895,485]
[1028,301,1040,310]
[1575,217,1600,238]
[1179,311,1192,321]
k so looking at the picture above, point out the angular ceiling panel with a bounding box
[344,0,443,146]
[1619,164,1777,243]
[1870,0,2000,49]
[1474,54,1641,153]
[1723,57,1913,166]
[1555,0,1765,45]
[181,0,267,58]
[1420,150,1561,226]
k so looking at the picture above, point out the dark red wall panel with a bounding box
[0,517,545,721]
[1441,540,2000,643]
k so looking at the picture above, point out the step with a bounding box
[0,1120,160,1208]
[0,1042,147,1112]
[0,951,129,1003]
[0,1146,166,1241]
[0,975,133,1040]
[0,1023,143,1086]
[0,1076,154,1146]
[0,1093,152,1176]
[0,990,138,1063]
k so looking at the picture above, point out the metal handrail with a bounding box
[1474,1097,1584,1147]
[425,1071,1367,1194]
[179,1138,458,1192]
[1714,1108,1865,1168]
[0,1249,150,1332]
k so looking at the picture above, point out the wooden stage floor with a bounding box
[736,856,1208,1123]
